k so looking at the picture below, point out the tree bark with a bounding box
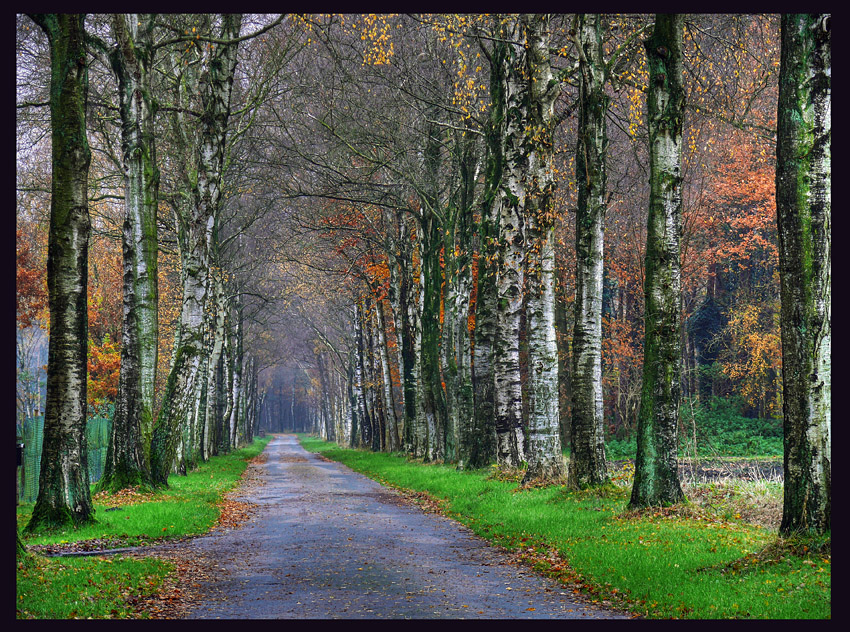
[555,280,572,452]
[217,320,233,453]
[375,296,401,451]
[364,300,382,451]
[353,300,369,448]
[445,136,478,469]
[416,114,448,462]
[396,212,419,454]
[98,14,160,493]
[569,13,609,488]
[468,32,507,470]
[522,14,566,484]
[150,14,242,486]
[348,347,361,447]
[25,13,96,532]
[629,14,686,509]
[492,15,527,469]
[202,266,227,460]
[776,13,831,536]
[229,299,245,449]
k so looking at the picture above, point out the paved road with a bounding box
[180,434,628,619]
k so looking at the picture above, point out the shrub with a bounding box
[681,397,782,457]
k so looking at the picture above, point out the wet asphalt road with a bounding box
[181,434,629,619]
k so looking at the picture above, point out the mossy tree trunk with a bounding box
[468,31,507,470]
[395,212,419,454]
[569,13,610,489]
[412,112,448,462]
[522,13,566,484]
[97,14,160,494]
[629,14,686,509]
[17,529,28,560]
[150,14,242,487]
[25,13,96,533]
[415,210,447,461]
[445,134,478,469]
[776,13,830,536]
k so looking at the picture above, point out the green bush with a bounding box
[605,436,637,460]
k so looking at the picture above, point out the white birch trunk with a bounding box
[569,13,609,488]
[493,16,527,468]
[521,14,565,483]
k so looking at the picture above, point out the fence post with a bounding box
[16,436,24,505]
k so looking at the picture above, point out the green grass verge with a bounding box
[298,434,830,620]
[16,436,271,619]
[16,554,171,619]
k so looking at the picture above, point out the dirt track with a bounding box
[165,434,629,619]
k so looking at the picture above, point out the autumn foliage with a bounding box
[86,231,123,410]
[87,335,121,410]
[16,228,47,329]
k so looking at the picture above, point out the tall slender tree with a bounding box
[522,13,566,483]
[418,111,449,462]
[96,14,160,493]
[492,15,527,469]
[445,135,479,468]
[629,14,686,508]
[24,13,96,532]
[468,26,506,470]
[569,13,609,488]
[150,14,243,487]
[776,13,830,536]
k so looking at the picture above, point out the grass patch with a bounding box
[685,479,783,530]
[299,434,829,619]
[16,436,271,619]
[16,554,171,619]
[18,437,270,546]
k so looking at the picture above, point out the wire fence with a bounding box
[17,406,112,504]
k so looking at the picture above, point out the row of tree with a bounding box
[17,13,829,542]
[17,14,274,533]
[253,13,829,535]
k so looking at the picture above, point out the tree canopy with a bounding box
[16,13,829,537]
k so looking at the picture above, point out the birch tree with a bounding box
[468,28,506,470]
[492,15,527,469]
[522,13,566,483]
[776,13,830,536]
[415,113,449,462]
[569,13,609,488]
[150,14,243,487]
[629,14,686,508]
[96,13,160,493]
[444,134,479,468]
[24,13,95,532]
